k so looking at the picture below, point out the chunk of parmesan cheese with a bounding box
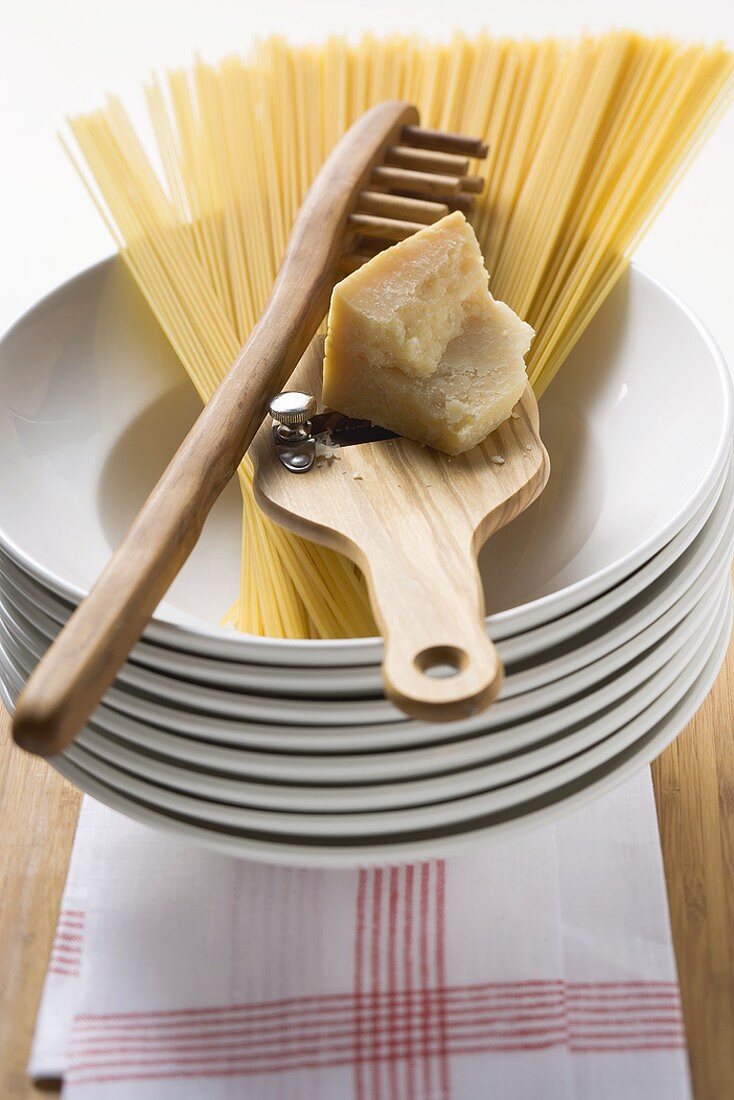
[322,212,534,455]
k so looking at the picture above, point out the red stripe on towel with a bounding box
[386,867,400,1100]
[419,863,432,1100]
[71,988,681,1036]
[66,1027,687,1087]
[354,870,368,1100]
[435,861,450,1100]
[68,1003,684,1053]
[69,1009,685,1051]
[403,865,416,1100]
[72,979,680,1026]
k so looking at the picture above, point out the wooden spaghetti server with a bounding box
[251,337,550,724]
[13,101,494,756]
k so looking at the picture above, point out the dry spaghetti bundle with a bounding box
[65,32,734,638]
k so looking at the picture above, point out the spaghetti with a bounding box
[64,32,734,638]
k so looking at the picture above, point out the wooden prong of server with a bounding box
[357,190,449,224]
[459,175,484,194]
[348,213,428,241]
[400,124,489,159]
[371,165,465,197]
[371,165,484,204]
[372,169,485,196]
[356,236,394,255]
[385,146,471,178]
[339,253,374,274]
[444,192,477,213]
[390,189,477,215]
[340,234,398,274]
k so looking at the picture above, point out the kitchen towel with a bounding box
[29,766,690,1099]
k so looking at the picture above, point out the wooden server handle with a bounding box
[12,101,422,756]
[366,533,503,722]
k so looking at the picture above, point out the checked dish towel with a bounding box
[30,768,690,1099]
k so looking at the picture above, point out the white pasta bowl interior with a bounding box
[0,258,730,666]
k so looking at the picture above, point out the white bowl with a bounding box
[3,469,731,744]
[72,558,734,788]
[38,593,729,843]
[40,602,731,867]
[2,489,732,788]
[0,260,730,666]
[0,582,729,828]
[70,578,728,809]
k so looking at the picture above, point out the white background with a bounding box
[0,1,732,363]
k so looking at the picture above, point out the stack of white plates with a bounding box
[1,259,732,866]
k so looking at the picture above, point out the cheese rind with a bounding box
[322,212,534,455]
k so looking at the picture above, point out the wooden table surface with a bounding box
[1,639,733,1100]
